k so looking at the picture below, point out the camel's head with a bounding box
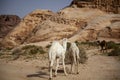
[62,38,68,43]
[63,38,67,40]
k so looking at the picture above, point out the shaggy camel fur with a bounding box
[69,42,80,74]
[48,38,68,80]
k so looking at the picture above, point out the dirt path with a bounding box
[0,49,120,80]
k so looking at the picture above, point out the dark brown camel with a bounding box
[97,40,107,53]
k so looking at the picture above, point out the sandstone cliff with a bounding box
[1,7,120,48]
[70,0,120,14]
[1,10,54,48]
[69,14,120,42]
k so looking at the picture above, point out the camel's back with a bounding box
[49,41,64,57]
[71,43,79,52]
[70,43,79,58]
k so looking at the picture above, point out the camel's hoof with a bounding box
[65,74,68,76]
[77,72,79,74]
[53,75,56,77]
[49,78,52,80]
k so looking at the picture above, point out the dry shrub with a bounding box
[22,45,46,55]
[78,47,88,64]
[12,45,46,60]
[108,47,120,56]
[106,42,120,57]
[107,41,118,49]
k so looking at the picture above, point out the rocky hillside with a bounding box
[0,15,20,39]
[1,10,54,48]
[70,0,120,14]
[1,7,120,48]
[69,13,120,42]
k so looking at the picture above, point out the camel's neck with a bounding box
[62,41,67,51]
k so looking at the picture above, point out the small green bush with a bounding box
[107,41,118,49]
[81,42,89,45]
[108,47,120,56]
[12,45,46,60]
[79,47,88,64]
[12,49,21,55]
[80,41,98,47]
[12,49,21,60]
[106,41,120,57]
[22,45,36,50]
[0,52,3,56]
[22,45,46,55]
[116,43,120,45]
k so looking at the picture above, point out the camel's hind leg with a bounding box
[76,58,79,74]
[49,60,54,80]
[62,56,68,76]
[55,58,59,77]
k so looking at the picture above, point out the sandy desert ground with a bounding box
[0,47,120,80]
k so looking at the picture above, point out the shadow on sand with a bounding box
[27,71,49,79]
[26,66,65,79]
[27,67,49,79]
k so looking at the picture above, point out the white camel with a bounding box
[69,42,80,74]
[48,38,68,80]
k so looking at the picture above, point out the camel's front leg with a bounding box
[62,57,68,76]
[76,54,80,74]
[49,60,54,80]
[76,60,79,74]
